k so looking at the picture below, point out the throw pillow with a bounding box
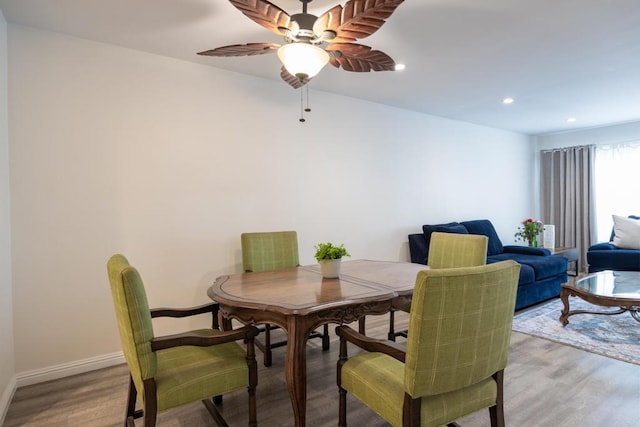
[422,222,469,260]
[609,214,640,241]
[435,223,469,235]
[460,219,505,256]
[611,215,640,250]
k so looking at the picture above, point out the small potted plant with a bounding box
[314,242,350,278]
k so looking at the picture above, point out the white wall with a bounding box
[7,24,534,377]
[0,9,16,421]
[536,120,640,150]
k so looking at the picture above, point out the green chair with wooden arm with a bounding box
[388,232,489,340]
[337,260,520,427]
[107,254,259,427]
[241,231,330,367]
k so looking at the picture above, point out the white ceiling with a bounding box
[1,0,639,135]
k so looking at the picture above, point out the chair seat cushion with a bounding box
[155,329,248,412]
[342,352,497,427]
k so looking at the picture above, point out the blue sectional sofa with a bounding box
[408,219,568,310]
[587,215,640,272]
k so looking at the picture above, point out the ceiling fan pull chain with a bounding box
[299,89,306,122]
[305,86,311,113]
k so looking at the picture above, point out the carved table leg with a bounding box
[285,315,311,427]
[560,288,571,326]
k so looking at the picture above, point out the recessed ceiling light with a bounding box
[567,117,577,123]
[395,63,406,71]
[502,97,514,104]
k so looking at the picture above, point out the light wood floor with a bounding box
[4,307,639,426]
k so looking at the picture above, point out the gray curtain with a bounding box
[540,145,596,273]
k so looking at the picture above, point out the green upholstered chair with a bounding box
[426,232,489,269]
[337,260,520,427]
[107,254,259,427]
[388,232,489,341]
[241,231,330,366]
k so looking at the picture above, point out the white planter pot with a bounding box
[319,259,342,278]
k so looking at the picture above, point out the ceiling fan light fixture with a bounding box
[277,42,330,80]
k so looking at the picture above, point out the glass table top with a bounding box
[574,271,640,299]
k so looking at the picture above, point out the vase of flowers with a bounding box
[514,218,544,247]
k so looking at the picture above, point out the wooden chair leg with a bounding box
[263,324,273,367]
[125,374,143,425]
[125,375,137,426]
[338,387,347,426]
[490,370,505,427]
[402,394,421,427]
[388,309,396,341]
[247,386,257,427]
[203,399,229,427]
[247,337,258,427]
[358,316,366,335]
[322,324,330,350]
[337,333,348,427]
[142,379,158,427]
[489,406,498,427]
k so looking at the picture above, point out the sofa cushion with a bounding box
[587,249,640,272]
[460,219,504,256]
[611,215,640,250]
[503,245,551,256]
[408,234,429,265]
[488,258,535,285]
[489,253,567,281]
[422,222,468,253]
[588,242,617,251]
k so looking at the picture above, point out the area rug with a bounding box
[512,297,640,365]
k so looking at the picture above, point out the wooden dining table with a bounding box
[207,259,427,426]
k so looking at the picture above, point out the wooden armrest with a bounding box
[150,325,259,352]
[150,302,218,318]
[335,325,406,363]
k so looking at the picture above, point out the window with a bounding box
[594,142,640,241]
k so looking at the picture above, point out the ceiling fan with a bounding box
[198,0,405,89]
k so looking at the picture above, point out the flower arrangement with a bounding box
[514,218,544,246]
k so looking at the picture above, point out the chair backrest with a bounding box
[241,231,299,272]
[107,254,156,397]
[427,232,488,269]
[404,261,520,398]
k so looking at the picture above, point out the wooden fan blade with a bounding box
[326,43,395,72]
[198,43,280,57]
[314,0,405,43]
[229,0,292,35]
[280,67,311,89]
[326,43,371,57]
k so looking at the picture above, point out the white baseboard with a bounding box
[0,374,17,426]
[15,351,125,388]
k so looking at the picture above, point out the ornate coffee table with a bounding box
[560,270,640,325]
